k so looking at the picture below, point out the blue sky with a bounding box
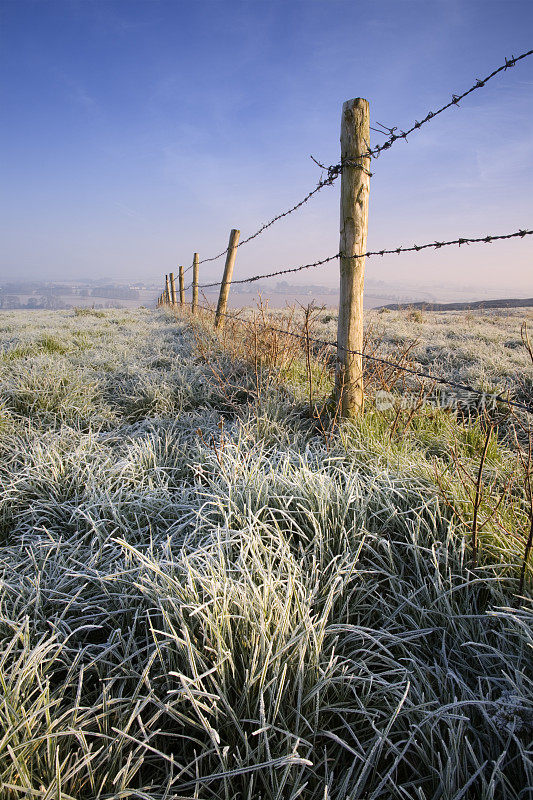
[1,0,532,293]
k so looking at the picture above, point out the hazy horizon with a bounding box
[1,0,532,294]
[0,273,531,313]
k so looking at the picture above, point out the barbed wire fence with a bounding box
[188,301,533,416]
[157,48,533,416]
[179,48,532,277]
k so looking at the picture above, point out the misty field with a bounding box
[0,305,532,799]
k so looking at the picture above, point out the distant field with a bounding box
[0,306,532,799]
[241,304,533,408]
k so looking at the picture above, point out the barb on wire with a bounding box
[196,228,532,290]
[371,121,398,136]
[191,302,533,416]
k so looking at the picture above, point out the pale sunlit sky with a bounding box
[1,0,532,294]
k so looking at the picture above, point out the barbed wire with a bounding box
[322,48,533,171]
[177,48,532,273]
[196,172,343,266]
[191,228,532,290]
[187,303,533,416]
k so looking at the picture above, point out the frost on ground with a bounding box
[0,307,532,799]
[280,305,533,408]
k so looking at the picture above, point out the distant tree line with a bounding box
[0,282,140,310]
[89,285,139,299]
[0,294,70,310]
[0,295,130,311]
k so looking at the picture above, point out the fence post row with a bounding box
[179,266,184,306]
[215,228,240,329]
[169,272,177,306]
[166,98,369,418]
[336,98,370,418]
[192,253,199,314]
[160,57,533,416]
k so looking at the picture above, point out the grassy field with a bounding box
[0,305,532,799]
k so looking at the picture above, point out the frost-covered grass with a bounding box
[0,307,532,799]
[315,306,533,405]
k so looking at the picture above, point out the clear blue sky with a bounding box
[1,0,532,293]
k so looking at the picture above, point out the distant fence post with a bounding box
[179,266,185,306]
[335,98,370,417]
[169,272,177,306]
[215,229,240,328]
[192,253,199,314]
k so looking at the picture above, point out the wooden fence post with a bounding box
[179,266,184,306]
[191,254,199,314]
[215,229,240,328]
[165,274,170,306]
[169,272,177,306]
[335,98,370,417]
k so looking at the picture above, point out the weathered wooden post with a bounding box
[191,254,199,314]
[165,274,171,306]
[169,272,177,306]
[335,98,370,417]
[179,266,185,306]
[215,229,240,329]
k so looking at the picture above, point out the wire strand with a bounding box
[194,228,532,290]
